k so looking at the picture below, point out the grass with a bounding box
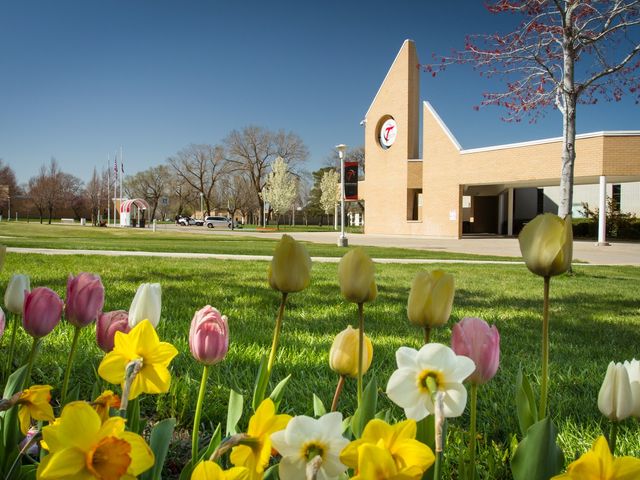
[1,250,639,478]
[0,222,519,260]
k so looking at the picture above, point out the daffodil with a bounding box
[340,419,434,478]
[92,390,121,423]
[98,319,178,400]
[552,436,640,479]
[16,385,55,435]
[36,401,154,479]
[270,412,348,480]
[351,443,424,480]
[386,343,475,421]
[230,399,291,479]
[191,461,249,480]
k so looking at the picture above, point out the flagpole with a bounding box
[120,146,123,225]
[107,154,110,226]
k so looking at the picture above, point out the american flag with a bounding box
[114,155,118,180]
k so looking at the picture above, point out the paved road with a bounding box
[156,225,640,265]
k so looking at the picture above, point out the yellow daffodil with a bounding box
[552,435,640,479]
[92,390,121,423]
[98,319,178,400]
[36,401,154,479]
[16,385,55,435]
[518,213,572,277]
[338,247,377,304]
[230,399,291,479]
[191,460,249,480]
[351,443,424,480]
[267,234,312,293]
[340,418,434,478]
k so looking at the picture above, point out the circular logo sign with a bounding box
[379,118,397,148]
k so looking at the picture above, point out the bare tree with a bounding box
[427,0,640,217]
[167,144,228,215]
[0,160,19,218]
[123,165,170,221]
[28,165,48,223]
[167,171,198,219]
[224,126,309,223]
[61,173,85,219]
[86,168,104,225]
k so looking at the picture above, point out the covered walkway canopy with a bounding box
[120,198,149,227]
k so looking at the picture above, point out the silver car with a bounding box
[204,216,231,228]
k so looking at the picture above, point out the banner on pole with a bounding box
[344,161,359,200]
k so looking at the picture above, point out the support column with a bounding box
[597,175,609,246]
[507,188,514,236]
[498,192,505,235]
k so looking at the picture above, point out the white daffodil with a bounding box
[271,412,348,480]
[624,359,640,418]
[386,343,475,421]
[128,283,161,328]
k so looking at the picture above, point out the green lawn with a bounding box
[1,250,638,478]
[0,222,517,260]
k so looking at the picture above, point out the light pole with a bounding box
[336,144,348,247]
[200,192,204,219]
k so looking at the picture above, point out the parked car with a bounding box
[177,216,199,226]
[204,216,232,228]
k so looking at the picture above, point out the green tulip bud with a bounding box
[268,234,312,293]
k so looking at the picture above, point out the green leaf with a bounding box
[226,389,244,436]
[350,375,377,438]
[2,365,27,400]
[313,394,326,417]
[511,417,564,480]
[1,366,27,473]
[126,397,141,434]
[141,418,176,480]
[264,464,280,479]
[200,423,222,462]
[415,416,435,480]
[515,368,538,437]
[269,374,292,410]
[252,355,270,411]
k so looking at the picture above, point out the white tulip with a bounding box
[128,283,162,328]
[386,343,475,421]
[4,274,31,315]
[623,359,640,418]
[271,412,348,480]
[598,361,633,422]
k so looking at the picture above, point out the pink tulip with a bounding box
[96,310,130,352]
[189,306,229,365]
[0,306,5,340]
[23,287,63,338]
[65,273,105,328]
[451,317,500,385]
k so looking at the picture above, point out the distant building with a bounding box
[359,40,640,238]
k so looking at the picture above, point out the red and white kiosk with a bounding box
[119,198,149,228]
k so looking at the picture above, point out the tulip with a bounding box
[598,362,633,421]
[128,283,161,328]
[338,248,377,304]
[407,270,454,332]
[518,213,573,278]
[329,326,373,378]
[451,317,500,385]
[268,234,312,293]
[623,359,640,418]
[4,274,30,315]
[96,310,131,352]
[23,287,63,338]
[0,306,5,340]
[189,306,229,365]
[65,272,105,328]
[189,306,229,467]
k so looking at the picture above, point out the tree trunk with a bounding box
[558,30,577,219]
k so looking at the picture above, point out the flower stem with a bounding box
[331,375,346,412]
[60,326,81,404]
[424,326,431,345]
[6,313,19,378]
[357,302,364,407]
[608,421,618,455]
[539,276,550,419]
[267,292,288,376]
[468,383,478,480]
[192,364,210,468]
[23,337,40,387]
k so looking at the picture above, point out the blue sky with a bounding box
[1,1,638,184]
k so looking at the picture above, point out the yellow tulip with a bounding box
[407,270,454,328]
[518,213,573,277]
[36,401,154,479]
[268,235,312,293]
[552,436,640,479]
[16,385,55,435]
[329,326,373,378]
[98,319,178,400]
[338,248,377,304]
